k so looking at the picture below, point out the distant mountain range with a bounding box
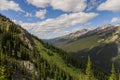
[47,24,120,71]
[59,28,91,39]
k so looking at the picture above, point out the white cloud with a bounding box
[27,0,86,12]
[50,0,86,12]
[97,0,120,11]
[84,22,91,26]
[53,29,70,35]
[25,12,32,17]
[0,0,23,12]
[111,17,120,23]
[15,12,98,39]
[27,0,50,8]
[35,9,46,19]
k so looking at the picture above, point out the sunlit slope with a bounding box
[59,35,101,52]
[0,14,87,80]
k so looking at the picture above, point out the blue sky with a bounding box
[0,0,120,39]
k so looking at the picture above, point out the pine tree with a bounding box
[109,63,116,80]
[118,72,120,80]
[0,66,6,80]
[0,47,3,65]
[32,71,35,80]
[86,56,94,80]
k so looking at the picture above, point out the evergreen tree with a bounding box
[118,72,120,80]
[109,63,116,80]
[86,56,94,80]
[0,66,7,80]
[32,71,35,80]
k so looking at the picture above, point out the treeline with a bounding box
[36,38,108,80]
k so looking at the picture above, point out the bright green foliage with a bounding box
[109,64,116,80]
[0,66,6,80]
[118,72,120,80]
[58,35,100,52]
[86,56,94,80]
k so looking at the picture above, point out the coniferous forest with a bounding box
[0,14,120,80]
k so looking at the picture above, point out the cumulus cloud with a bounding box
[31,12,98,33]
[53,29,70,35]
[27,0,86,12]
[0,0,23,12]
[111,17,120,23]
[15,12,98,39]
[50,0,86,12]
[25,12,32,17]
[27,0,50,8]
[35,9,46,19]
[97,0,120,11]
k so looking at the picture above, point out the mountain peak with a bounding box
[61,28,91,39]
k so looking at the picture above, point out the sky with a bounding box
[0,0,120,39]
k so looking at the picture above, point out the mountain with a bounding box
[1,14,120,80]
[47,28,91,46]
[60,29,91,39]
[47,24,120,71]
[0,14,89,80]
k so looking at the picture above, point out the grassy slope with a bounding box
[34,39,85,78]
[59,35,101,52]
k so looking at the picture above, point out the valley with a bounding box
[47,24,120,72]
[0,14,107,80]
[0,0,120,79]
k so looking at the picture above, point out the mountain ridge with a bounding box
[1,14,119,80]
[47,24,120,71]
[0,14,87,80]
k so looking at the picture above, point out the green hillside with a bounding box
[0,14,89,80]
[58,35,101,52]
[0,14,100,80]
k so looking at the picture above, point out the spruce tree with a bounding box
[109,63,116,80]
[0,66,6,80]
[118,72,120,80]
[86,56,94,80]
